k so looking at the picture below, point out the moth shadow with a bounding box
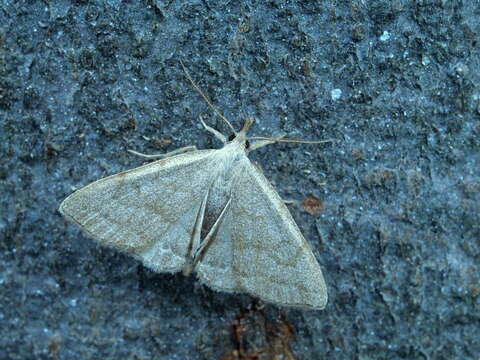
[137,265,255,313]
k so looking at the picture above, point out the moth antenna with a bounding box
[180,61,237,135]
[248,136,334,145]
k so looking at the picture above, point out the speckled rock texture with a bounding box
[1,1,479,359]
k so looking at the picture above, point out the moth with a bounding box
[60,65,328,309]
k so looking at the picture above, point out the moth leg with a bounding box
[182,188,210,276]
[190,196,232,271]
[127,145,197,159]
[199,115,227,143]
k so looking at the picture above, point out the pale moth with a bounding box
[60,65,328,309]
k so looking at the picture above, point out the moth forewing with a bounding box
[195,153,328,309]
[59,150,218,273]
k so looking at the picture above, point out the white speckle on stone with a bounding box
[380,31,391,42]
[422,55,431,66]
[330,88,342,101]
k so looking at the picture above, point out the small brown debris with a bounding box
[153,136,172,148]
[301,195,324,216]
[48,334,62,360]
[128,116,137,131]
[365,168,395,187]
[221,305,297,360]
[351,148,365,160]
[45,142,61,157]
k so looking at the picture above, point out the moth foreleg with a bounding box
[199,116,227,143]
[127,145,198,159]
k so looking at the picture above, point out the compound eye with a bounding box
[227,134,235,142]
[245,140,250,149]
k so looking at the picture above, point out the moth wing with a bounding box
[60,150,217,273]
[196,158,327,309]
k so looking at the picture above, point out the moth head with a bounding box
[227,133,251,150]
[204,116,330,153]
[228,117,254,150]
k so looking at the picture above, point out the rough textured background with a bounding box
[1,1,479,359]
